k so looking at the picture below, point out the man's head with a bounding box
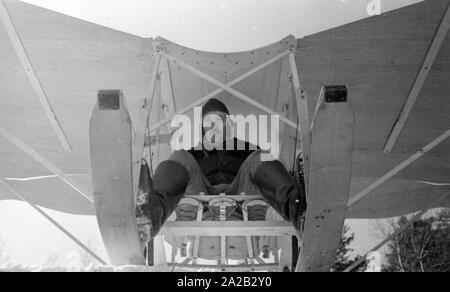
[202,99,230,147]
[202,98,230,119]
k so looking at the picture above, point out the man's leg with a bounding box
[227,150,307,231]
[139,150,210,237]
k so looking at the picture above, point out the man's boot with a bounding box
[136,159,190,244]
[136,160,154,245]
[253,161,307,232]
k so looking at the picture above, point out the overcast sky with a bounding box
[21,0,423,52]
[1,0,423,268]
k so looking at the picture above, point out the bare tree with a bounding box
[380,209,450,272]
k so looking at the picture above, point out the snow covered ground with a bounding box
[0,201,392,272]
[0,262,169,272]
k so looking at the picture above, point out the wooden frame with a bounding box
[186,195,264,202]
[150,40,310,173]
[171,263,282,272]
[192,202,203,263]
[150,41,308,271]
[159,222,296,237]
[158,51,302,132]
[168,196,285,268]
[176,198,204,264]
[148,50,292,133]
[242,200,264,260]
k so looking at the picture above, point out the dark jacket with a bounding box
[189,138,258,186]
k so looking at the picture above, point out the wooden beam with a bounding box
[185,195,264,202]
[344,189,450,272]
[132,53,161,201]
[220,235,227,265]
[0,178,106,265]
[384,3,450,153]
[0,0,71,152]
[242,204,254,259]
[159,222,296,237]
[161,57,178,114]
[348,128,450,208]
[219,202,227,265]
[289,53,311,190]
[192,203,203,261]
[310,87,326,132]
[151,50,293,132]
[157,56,177,146]
[153,74,162,166]
[152,236,168,268]
[172,263,281,272]
[0,126,93,203]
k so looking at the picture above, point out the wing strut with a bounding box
[0,127,93,203]
[349,128,450,208]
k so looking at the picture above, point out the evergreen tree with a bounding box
[332,225,367,272]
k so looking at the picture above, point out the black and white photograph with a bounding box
[0,0,449,274]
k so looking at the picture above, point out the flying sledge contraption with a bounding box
[89,36,355,271]
[1,0,450,272]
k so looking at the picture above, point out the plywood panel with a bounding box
[0,0,153,214]
[296,0,450,217]
[297,0,450,154]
